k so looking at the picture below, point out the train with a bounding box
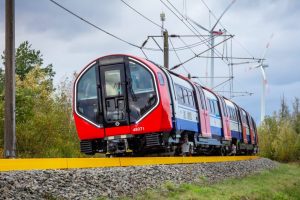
[73,54,258,156]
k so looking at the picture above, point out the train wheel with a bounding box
[220,147,227,156]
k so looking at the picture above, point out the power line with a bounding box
[212,77,233,90]
[49,0,162,52]
[143,35,217,52]
[169,37,187,73]
[178,37,197,56]
[162,0,231,66]
[48,0,141,48]
[199,0,255,58]
[120,0,162,29]
[171,35,233,70]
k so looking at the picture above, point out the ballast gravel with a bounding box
[0,158,277,199]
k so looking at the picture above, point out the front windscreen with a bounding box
[128,61,157,122]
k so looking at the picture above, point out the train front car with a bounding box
[73,55,172,156]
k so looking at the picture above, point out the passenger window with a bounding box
[209,100,215,114]
[175,84,184,104]
[188,91,194,107]
[198,88,206,110]
[214,101,220,116]
[76,65,99,124]
[184,89,189,105]
[180,88,185,103]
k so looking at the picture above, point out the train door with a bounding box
[247,114,255,144]
[238,108,248,144]
[251,118,258,145]
[218,97,231,141]
[195,85,211,137]
[100,63,129,130]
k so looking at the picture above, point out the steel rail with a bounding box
[0,156,259,172]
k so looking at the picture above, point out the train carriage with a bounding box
[73,54,258,156]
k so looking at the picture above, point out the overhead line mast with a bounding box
[4,0,16,158]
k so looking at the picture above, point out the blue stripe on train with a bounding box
[247,135,251,143]
[231,130,242,140]
[210,126,223,136]
[175,118,199,132]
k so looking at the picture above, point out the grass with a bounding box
[123,163,300,200]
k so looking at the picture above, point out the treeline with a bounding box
[0,41,82,158]
[259,97,300,162]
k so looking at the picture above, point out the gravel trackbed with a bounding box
[0,158,277,199]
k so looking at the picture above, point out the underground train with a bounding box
[73,54,258,156]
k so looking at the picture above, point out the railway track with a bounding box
[0,156,258,172]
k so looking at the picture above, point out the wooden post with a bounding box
[4,0,16,158]
[163,30,169,69]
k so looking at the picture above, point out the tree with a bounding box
[293,97,300,134]
[279,94,290,120]
[1,41,55,84]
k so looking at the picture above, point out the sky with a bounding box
[0,0,299,124]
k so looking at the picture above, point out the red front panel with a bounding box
[74,114,105,140]
[73,55,172,140]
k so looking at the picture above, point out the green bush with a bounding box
[259,97,300,162]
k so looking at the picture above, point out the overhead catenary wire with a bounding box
[199,0,255,58]
[120,0,163,29]
[169,38,205,85]
[162,0,231,65]
[168,37,188,74]
[178,37,197,56]
[48,0,169,53]
[171,35,233,70]
[48,0,144,49]
[49,0,219,54]
[212,76,233,90]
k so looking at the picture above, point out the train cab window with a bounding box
[128,61,157,122]
[104,70,122,96]
[129,61,154,94]
[76,65,99,124]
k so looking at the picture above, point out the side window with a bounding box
[233,109,237,121]
[214,101,220,116]
[198,88,206,110]
[128,61,157,122]
[209,100,214,114]
[188,91,194,107]
[157,72,165,85]
[76,65,99,124]
[180,88,185,104]
[230,108,234,120]
[175,84,184,104]
[184,89,189,105]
